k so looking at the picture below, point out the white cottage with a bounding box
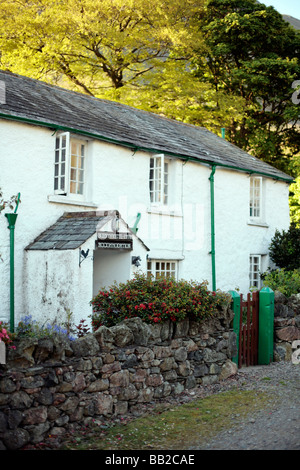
[0,71,293,329]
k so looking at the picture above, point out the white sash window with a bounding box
[147,259,177,279]
[54,132,86,197]
[249,255,262,289]
[149,154,169,205]
[250,176,262,219]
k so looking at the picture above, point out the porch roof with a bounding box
[25,211,148,251]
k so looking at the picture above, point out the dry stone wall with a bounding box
[274,292,300,362]
[0,307,237,450]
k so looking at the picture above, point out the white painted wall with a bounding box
[0,119,291,329]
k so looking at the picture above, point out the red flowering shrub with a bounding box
[90,274,230,329]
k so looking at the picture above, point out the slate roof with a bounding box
[282,15,300,30]
[26,211,149,251]
[0,69,293,182]
[25,212,106,250]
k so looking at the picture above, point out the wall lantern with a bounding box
[132,256,141,267]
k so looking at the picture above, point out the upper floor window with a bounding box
[149,154,169,205]
[249,176,262,219]
[54,133,86,197]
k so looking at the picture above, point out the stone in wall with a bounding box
[274,291,300,362]
[0,305,236,450]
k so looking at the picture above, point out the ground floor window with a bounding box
[147,259,178,279]
[249,255,262,290]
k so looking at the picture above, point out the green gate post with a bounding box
[229,290,240,365]
[258,287,274,365]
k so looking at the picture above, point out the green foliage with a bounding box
[0,188,19,215]
[90,273,231,329]
[195,0,300,176]
[263,269,300,297]
[0,0,204,96]
[289,176,300,227]
[15,315,76,341]
[268,223,300,270]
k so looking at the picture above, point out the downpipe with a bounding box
[209,165,216,292]
[5,193,20,332]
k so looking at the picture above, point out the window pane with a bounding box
[60,177,65,191]
[78,169,84,182]
[71,155,77,167]
[71,141,78,155]
[78,183,84,194]
[70,168,77,181]
[70,181,76,193]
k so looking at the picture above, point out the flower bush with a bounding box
[16,315,76,341]
[0,321,16,349]
[262,268,300,297]
[90,273,231,329]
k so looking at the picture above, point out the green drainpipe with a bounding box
[209,166,216,292]
[5,193,20,332]
[131,212,141,234]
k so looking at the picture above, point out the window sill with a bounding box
[247,220,269,228]
[48,195,98,208]
[147,206,183,217]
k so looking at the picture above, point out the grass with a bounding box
[61,388,272,450]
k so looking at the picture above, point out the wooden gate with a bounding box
[230,287,274,368]
[238,291,259,368]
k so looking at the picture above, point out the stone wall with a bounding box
[274,292,300,362]
[0,307,237,450]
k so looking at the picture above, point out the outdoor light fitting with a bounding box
[132,256,141,267]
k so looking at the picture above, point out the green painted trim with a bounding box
[0,112,293,183]
[5,213,18,332]
[258,287,275,365]
[209,165,216,292]
[131,212,141,234]
[229,290,241,365]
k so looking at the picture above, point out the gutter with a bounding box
[0,112,293,183]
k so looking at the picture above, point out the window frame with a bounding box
[249,254,262,290]
[249,176,263,220]
[149,154,169,206]
[147,259,178,279]
[54,132,87,199]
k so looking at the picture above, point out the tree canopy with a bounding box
[194,0,300,174]
[0,0,204,96]
[0,0,300,223]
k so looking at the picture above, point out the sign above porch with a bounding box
[96,210,133,250]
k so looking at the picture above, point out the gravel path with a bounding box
[189,361,300,450]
